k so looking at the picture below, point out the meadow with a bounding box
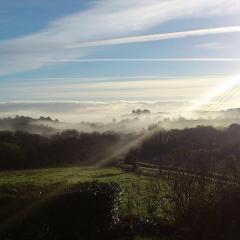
[0,166,165,218]
[1,166,240,239]
[0,166,172,239]
[0,167,139,186]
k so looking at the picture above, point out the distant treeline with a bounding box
[125,124,240,176]
[0,116,58,135]
[0,130,124,170]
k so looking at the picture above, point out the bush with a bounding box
[0,181,122,240]
[158,174,240,240]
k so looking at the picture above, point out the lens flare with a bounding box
[191,74,240,111]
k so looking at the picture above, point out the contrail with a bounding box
[54,58,240,62]
[68,26,240,48]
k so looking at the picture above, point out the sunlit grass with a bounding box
[0,167,147,186]
[0,166,167,218]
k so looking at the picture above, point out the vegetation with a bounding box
[0,167,168,239]
[132,109,151,115]
[1,166,240,239]
[125,124,240,176]
[0,181,122,240]
[0,130,131,170]
[1,124,240,173]
[1,125,240,239]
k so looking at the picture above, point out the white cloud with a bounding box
[0,0,240,75]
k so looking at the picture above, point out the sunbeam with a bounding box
[191,74,240,111]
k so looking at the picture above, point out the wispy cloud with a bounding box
[194,42,228,50]
[0,76,231,101]
[0,0,239,76]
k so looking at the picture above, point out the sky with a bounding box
[0,0,240,106]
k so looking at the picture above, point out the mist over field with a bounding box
[0,101,240,134]
[0,101,193,122]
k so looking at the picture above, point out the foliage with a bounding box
[0,181,122,240]
[125,124,240,176]
[0,130,122,170]
[1,166,240,239]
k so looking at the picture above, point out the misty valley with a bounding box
[1,0,240,239]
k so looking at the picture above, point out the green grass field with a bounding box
[0,167,168,240]
[0,166,150,187]
[0,167,166,218]
[2,166,229,239]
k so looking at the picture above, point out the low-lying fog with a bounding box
[0,101,240,134]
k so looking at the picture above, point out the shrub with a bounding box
[0,181,122,240]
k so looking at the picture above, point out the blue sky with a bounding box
[0,0,240,102]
